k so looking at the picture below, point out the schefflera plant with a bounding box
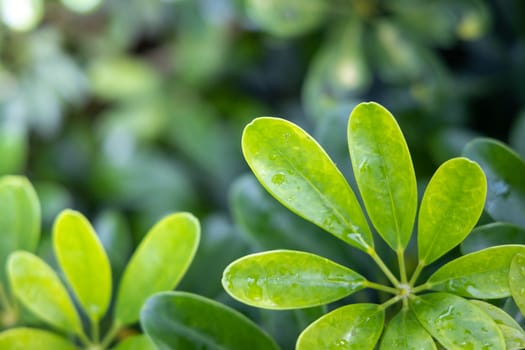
[1,209,200,350]
[222,102,525,349]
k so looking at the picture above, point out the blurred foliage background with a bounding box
[1,0,525,348]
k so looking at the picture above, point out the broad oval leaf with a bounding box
[379,309,436,350]
[140,291,280,350]
[510,253,525,316]
[0,328,77,350]
[242,117,372,251]
[428,245,525,298]
[115,212,200,325]
[411,293,505,350]
[0,176,40,283]
[463,138,525,228]
[348,102,417,250]
[7,252,81,334]
[418,157,486,265]
[296,303,384,349]
[461,223,525,254]
[470,300,525,350]
[112,335,155,350]
[53,209,112,322]
[222,250,366,309]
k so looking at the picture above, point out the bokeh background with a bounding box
[1,0,525,348]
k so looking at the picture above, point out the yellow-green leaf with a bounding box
[53,209,112,322]
[379,309,436,350]
[0,328,77,350]
[111,335,155,350]
[510,253,525,316]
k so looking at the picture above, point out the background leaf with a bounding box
[140,291,280,350]
[53,209,112,322]
[296,303,384,349]
[418,157,486,265]
[348,101,417,250]
[115,212,200,325]
[461,223,525,254]
[379,309,436,350]
[0,328,77,350]
[222,250,366,309]
[242,117,372,251]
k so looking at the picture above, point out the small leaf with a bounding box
[296,303,384,349]
[418,157,486,265]
[463,138,525,228]
[242,117,372,251]
[0,328,77,350]
[461,223,525,254]
[140,291,280,350]
[115,212,200,325]
[53,209,112,322]
[470,300,525,350]
[112,335,155,350]
[222,250,366,309]
[7,252,82,334]
[379,309,436,350]
[0,176,41,284]
[510,253,525,316]
[411,293,505,350]
[348,102,417,250]
[428,245,525,298]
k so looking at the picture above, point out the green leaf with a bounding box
[140,291,280,350]
[348,102,417,250]
[461,223,525,254]
[380,309,436,350]
[242,117,372,251]
[463,138,525,228]
[411,293,505,350]
[296,303,384,349]
[510,253,525,316]
[53,209,112,322]
[245,0,327,38]
[418,157,486,265]
[115,212,200,325]
[112,335,155,350]
[0,176,41,284]
[7,252,82,334]
[428,245,525,298]
[0,328,77,350]
[222,250,366,309]
[470,300,525,350]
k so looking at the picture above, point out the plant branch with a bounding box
[369,249,400,287]
[100,320,121,349]
[409,261,425,286]
[397,248,407,284]
[379,295,403,310]
[412,282,432,294]
[363,281,398,295]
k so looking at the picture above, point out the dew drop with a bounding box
[271,173,286,185]
[269,153,278,160]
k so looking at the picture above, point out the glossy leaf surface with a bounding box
[348,102,417,250]
[0,328,77,350]
[380,309,436,350]
[53,209,112,321]
[461,223,525,254]
[428,245,525,298]
[0,176,41,283]
[463,138,525,228]
[112,335,155,350]
[141,291,280,350]
[222,250,366,309]
[296,303,384,349]
[7,252,81,334]
[470,300,525,350]
[242,117,372,251]
[115,212,200,325]
[510,253,525,316]
[411,293,505,350]
[418,157,486,265]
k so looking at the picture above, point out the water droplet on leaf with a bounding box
[271,173,286,184]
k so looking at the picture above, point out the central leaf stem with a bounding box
[369,249,400,288]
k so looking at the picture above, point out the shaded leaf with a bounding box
[242,117,372,251]
[7,252,81,334]
[222,250,366,309]
[141,291,280,350]
[53,209,112,322]
[418,157,486,265]
[0,328,77,350]
[115,212,200,325]
[296,303,384,349]
[348,101,417,250]
[411,293,505,350]
[380,309,436,350]
[461,223,525,254]
[428,245,525,298]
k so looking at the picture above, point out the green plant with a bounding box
[222,102,525,349]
